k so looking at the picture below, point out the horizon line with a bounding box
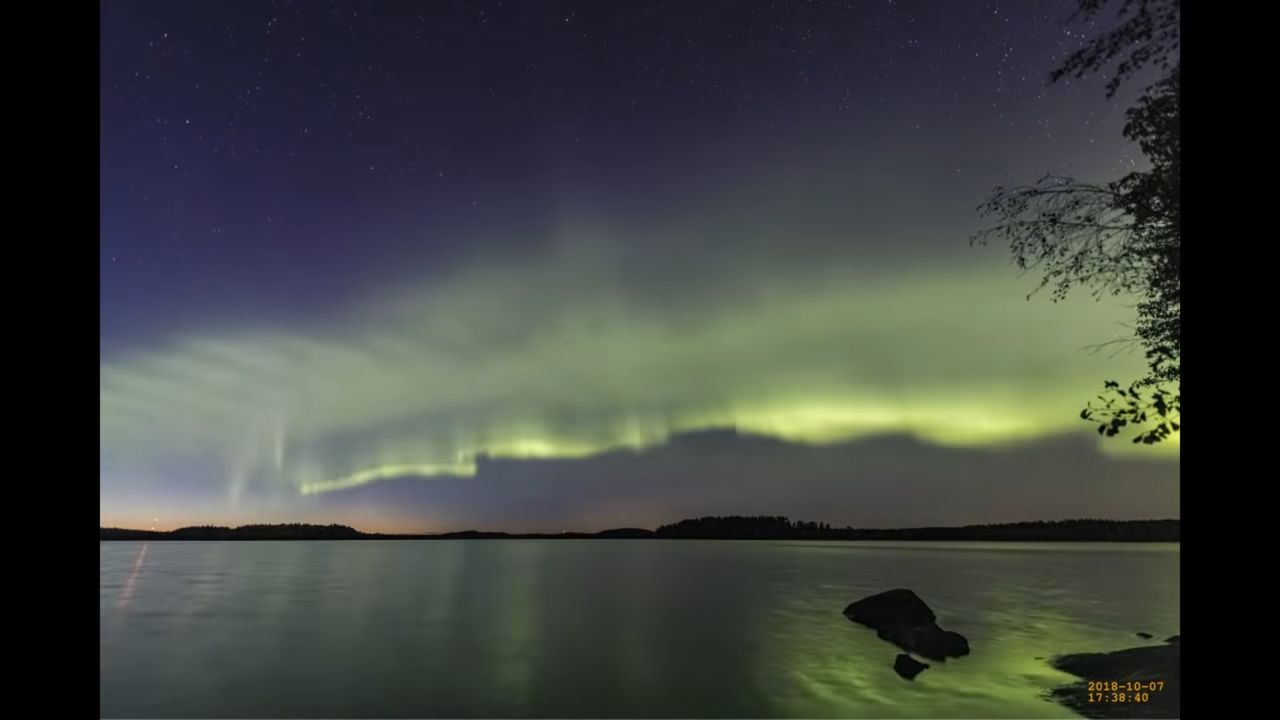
[100,516,1182,537]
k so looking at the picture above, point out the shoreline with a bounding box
[99,536,1182,542]
[100,518,1180,543]
[1049,637,1180,718]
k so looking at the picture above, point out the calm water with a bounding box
[101,540,1179,718]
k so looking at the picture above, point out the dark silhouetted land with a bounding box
[100,516,1179,541]
[1050,636,1180,718]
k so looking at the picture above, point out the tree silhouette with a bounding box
[100,517,1180,542]
[973,0,1179,445]
[1050,0,1180,98]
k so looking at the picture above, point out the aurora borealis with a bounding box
[101,1,1179,532]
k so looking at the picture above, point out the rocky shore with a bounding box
[1049,636,1179,718]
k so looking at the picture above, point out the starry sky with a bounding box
[100,0,1178,533]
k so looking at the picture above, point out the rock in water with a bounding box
[893,653,929,680]
[844,589,969,661]
[1136,632,1153,639]
[876,625,970,661]
[844,588,936,627]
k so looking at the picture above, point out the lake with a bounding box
[100,540,1179,718]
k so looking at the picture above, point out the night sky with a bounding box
[100,0,1178,533]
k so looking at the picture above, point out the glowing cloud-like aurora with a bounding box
[100,232,1176,505]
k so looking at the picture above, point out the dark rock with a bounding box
[1136,632,1153,639]
[844,589,969,661]
[877,624,970,661]
[1164,634,1179,644]
[942,630,969,656]
[1050,642,1179,718]
[844,588,936,627]
[1053,643,1179,679]
[893,653,929,680]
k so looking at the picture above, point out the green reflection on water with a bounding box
[101,540,1178,718]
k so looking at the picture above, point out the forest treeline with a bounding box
[101,516,1178,542]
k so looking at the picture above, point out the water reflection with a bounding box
[101,540,1178,718]
[114,542,149,612]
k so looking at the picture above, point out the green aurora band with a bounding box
[100,232,1177,504]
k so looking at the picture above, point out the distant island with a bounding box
[100,516,1179,542]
